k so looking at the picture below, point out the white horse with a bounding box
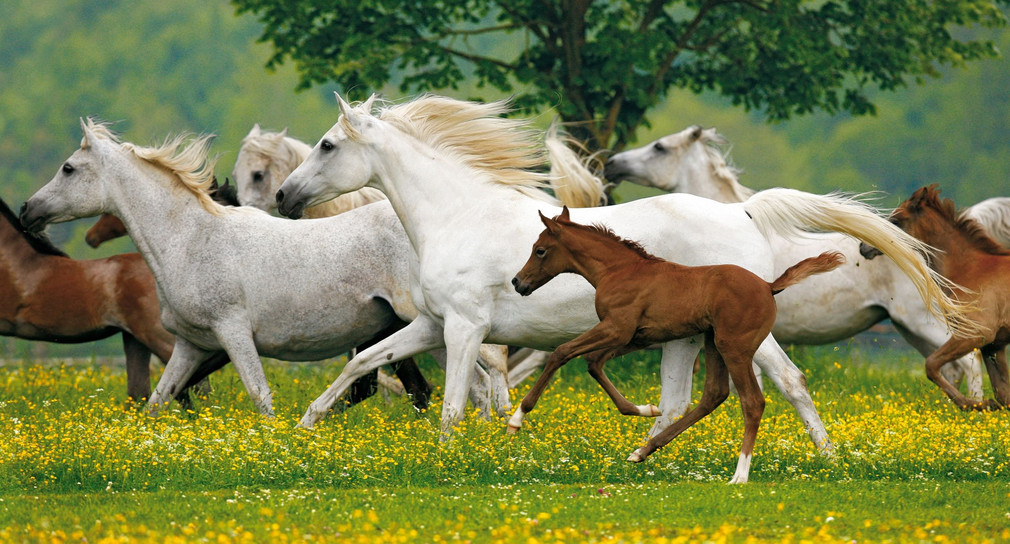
[275,94,970,482]
[963,197,1010,248]
[231,123,606,386]
[19,119,510,417]
[603,125,987,399]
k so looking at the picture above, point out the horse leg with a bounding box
[341,320,432,411]
[508,322,626,433]
[980,346,1010,408]
[629,331,730,463]
[585,347,660,417]
[890,318,984,402]
[122,332,152,403]
[721,342,766,484]
[299,317,445,429]
[752,334,832,454]
[439,315,492,437]
[507,348,550,387]
[390,359,432,411]
[925,338,985,410]
[647,337,703,438]
[477,343,511,417]
[148,338,217,415]
[214,325,275,417]
[428,348,498,417]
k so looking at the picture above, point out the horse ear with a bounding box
[539,210,560,234]
[362,94,378,113]
[335,92,353,117]
[279,127,288,138]
[558,205,571,222]
[690,125,703,141]
[249,123,261,137]
[80,118,95,150]
[908,186,931,210]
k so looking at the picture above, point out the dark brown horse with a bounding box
[0,196,176,401]
[508,206,843,483]
[876,186,1009,410]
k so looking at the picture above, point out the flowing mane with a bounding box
[564,219,663,262]
[355,95,555,202]
[0,197,67,256]
[903,186,1010,256]
[240,129,312,172]
[84,118,245,216]
[695,129,755,202]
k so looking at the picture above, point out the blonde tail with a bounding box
[743,188,981,337]
[545,124,607,208]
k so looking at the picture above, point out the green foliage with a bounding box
[232,0,1009,150]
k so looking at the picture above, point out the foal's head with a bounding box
[512,207,576,296]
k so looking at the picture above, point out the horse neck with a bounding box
[106,160,215,274]
[558,228,648,288]
[276,136,311,179]
[676,148,751,204]
[373,134,536,253]
[913,212,988,278]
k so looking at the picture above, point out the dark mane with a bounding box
[912,188,1010,256]
[0,197,68,257]
[575,221,664,262]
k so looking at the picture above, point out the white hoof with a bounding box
[644,404,661,417]
[626,449,645,463]
[506,423,521,434]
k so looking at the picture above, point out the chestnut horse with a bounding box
[508,207,844,483]
[0,196,180,401]
[871,186,1009,410]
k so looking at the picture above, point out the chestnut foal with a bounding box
[509,207,844,483]
[869,186,1007,410]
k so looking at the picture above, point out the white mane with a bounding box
[693,130,755,203]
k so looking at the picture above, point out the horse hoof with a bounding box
[647,404,661,417]
[626,449,644,463]
[506,424,521,434]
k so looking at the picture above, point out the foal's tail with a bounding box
[742,188,981,337]
[769,251,846,294]
[544,125,607,208]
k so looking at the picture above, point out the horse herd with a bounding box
[10,93,1010,483]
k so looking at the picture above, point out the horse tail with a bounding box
[742,188,982,337]
[545,124,607,208]
[769,251,846,294]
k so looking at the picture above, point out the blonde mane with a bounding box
[695,130,755,202]
[85,118,234,216]
[344,95,554,202]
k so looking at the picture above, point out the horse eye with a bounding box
[653,141,666,153]
[62,162,75,174]
[252,171,264,183]
[535,247,547,258]
[320,140,334,152]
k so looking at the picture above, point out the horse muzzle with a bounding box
[275,189,306,219]
[858,242,883,260]
[19,201,50,234]
[512,276,534,296]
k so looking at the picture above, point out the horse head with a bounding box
[512,207,574,296]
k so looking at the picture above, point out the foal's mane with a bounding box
[907,186,1010,256]
[563,219,663,262]
[692,129,755,202]
[354,95,553,201]
[85,118,232,216]
[0,197,67,257]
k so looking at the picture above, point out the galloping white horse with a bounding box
[275,94,969,480]
[603,125,987,399]
[231,123,605,386]
[19,119,509,417]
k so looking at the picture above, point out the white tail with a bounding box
[544,125,607,208]
[743,188,980,337]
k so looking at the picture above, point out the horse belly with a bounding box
[250,300,394,361]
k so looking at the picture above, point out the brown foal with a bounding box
[509,207,844,483]
[881,186,1009,410]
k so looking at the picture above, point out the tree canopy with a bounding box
[233,0,1009,150]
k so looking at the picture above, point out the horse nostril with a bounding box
[511,277,519,287]
[275,189,284,204]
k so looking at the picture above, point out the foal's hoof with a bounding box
[645,404,661,417]
[626,449,645,463]
[506,423,521,435]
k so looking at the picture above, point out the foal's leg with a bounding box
[585,347,660,417]
[508,322,628,432]
[980,346,1010,408]
[752,335,832,453]
[722,343,766,484]
[925,337,987,410]
[629,332,730,463]
[300,317,445,429]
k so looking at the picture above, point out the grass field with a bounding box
[2,340,1008,542]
